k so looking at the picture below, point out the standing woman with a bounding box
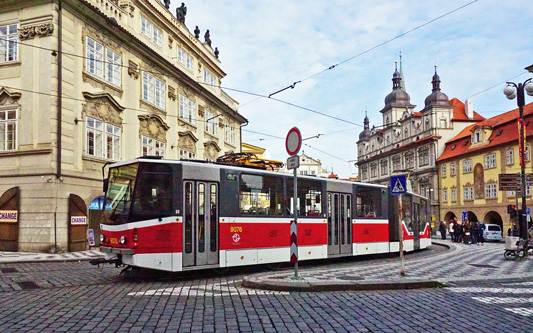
[449,219,455,242]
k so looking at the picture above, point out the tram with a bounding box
[98,157,431,272]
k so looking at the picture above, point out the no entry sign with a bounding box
[285,127,302,156]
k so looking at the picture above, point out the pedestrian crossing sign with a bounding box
[390,175,407,195]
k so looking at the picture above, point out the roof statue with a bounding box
[194,26,200,39]
[214,47,219,59]
[176,2,187,24]
[204,29,212,47]
[163,0,170,10]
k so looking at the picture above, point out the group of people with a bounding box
[439,217,486,245]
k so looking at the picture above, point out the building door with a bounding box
[183,181,219,267]
[0,187,20,251]
[327,192,352,256]
[68,194,88,252]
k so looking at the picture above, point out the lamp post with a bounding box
[504,77,533,240]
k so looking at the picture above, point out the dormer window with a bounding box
[472,130,481,143]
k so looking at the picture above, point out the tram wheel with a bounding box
[214,267,230,275]
[504,250,517,260]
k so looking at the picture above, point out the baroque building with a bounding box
[356,62,483,220]
[0,0,246,252]
[437,102,533,233]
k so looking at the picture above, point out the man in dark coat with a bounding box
[439,220,447,240]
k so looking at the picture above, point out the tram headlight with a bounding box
[119,235,126,244]
[100,234,105,243]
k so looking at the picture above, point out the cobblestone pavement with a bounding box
[1,240,533,332]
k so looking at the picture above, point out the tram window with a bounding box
[402,195,413,233]
[355,187,382,218]
[420,199,428,233]
[287,179,323,217]
[239,174,284,216]
[210,184,218,252]
[130,163,173,222]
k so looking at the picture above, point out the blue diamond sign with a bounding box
[390,175,407,195]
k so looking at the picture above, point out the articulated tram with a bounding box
[99,157,431,272]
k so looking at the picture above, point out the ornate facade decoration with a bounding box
[19,22,54,40]
[168,86,176,101]
[82,92,125,126]
[82,24,119,50]
[118,0,135,17]
[0,88,22,107]
[197,105,205,117]
[138,114,170,142]
[168,36,173,48]
[203,141,221,161]
[128,60,139,79]
[178,131,198,153]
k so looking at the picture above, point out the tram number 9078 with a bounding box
[230,226,243,233]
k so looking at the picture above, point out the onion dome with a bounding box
[384,61,411,107]
[358,112,371,141]
[424,66,449,108]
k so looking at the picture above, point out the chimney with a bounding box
[465,98,474,119]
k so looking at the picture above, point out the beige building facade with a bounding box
[0,0,246,252]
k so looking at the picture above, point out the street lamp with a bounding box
[503,77,533,240]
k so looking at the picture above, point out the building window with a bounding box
[380,160,388,176]
[0,23,18,63]
[450,162,456,176]
[484,153,496,169]
[140,16,162,47]
[142,135,165,157]
[225,124,235,146]
[507,190,515,197]
[205,110,218,136]
[179,148,196,159]
[440,119,446,128]
[441,165,446,177]
[179,94,196,125]
[142,72,165,109]
[0,109,17,151]
[203,69,217,87]
[86,117,120,160]
[485,183,497,199]
[451,188,457,202]
[86,37,122,86]
[418,148,429,166]
[506,149,514,165]
[177,46,193,71]
[361,166,368,180]
[472,130,481,143]
[392,157,402,171]
[442,189,448,203]
[370,164,377,178]
[463,159,472,173]
[464,186,474,200]
[405,154,414,169]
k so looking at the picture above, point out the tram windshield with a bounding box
[103,163,138,225]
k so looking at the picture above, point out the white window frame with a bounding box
[140,16,162,47]
[463,159,472,173]
[225,124,236,146]
[205,110,218,136]
[450,162,456,176]
[451,188,457,202]
[86,117,121,160]
[506,149,514,165]
[418,149,429,166]
[442,189,448,203]
[380,160,388,176]
[179,148,196,160]
[370,164,377,178]
[177,46,193,71]
[472,130,481,143]
[441,165,446,177]
[440,119,446,128]
[179,94,196,125]
[485,183,497,199]
[484,153,496,169]
[142,135,165,157]
[142,71,165,109]
[0,109,17,151]
[0,23,18,64]
[464,186,474,200]
[203,69,217,87]
[86,37,121,87]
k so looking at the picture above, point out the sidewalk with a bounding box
[0,249,104,263]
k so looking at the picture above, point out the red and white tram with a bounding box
[99,157,431,272]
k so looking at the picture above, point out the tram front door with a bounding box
[327,192,352,256]
[183,181,219,267]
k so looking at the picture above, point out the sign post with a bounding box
[390,174,407,276]
[286,127,302,279]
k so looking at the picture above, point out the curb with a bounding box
[242,275,447,292]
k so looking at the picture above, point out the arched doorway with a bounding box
[68,194,88,252]
[443,211,456,223]
[483,211,504,236]
[466,211,479,223]
[0,187,20,251]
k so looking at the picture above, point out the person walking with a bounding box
[449,219,455,242]
[477,222,485,246]
[471,222,478,245]
[464,221,471,245]
[439,220,447,240]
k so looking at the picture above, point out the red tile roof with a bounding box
[437,102,533,162]
[449,98,485,121]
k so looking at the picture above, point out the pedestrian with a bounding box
[439,220,447,240]
[471,222,478,245]
[449,219,455,242]
[512,222,520,237]
[456,221,463,243]
[477,222,485,246]
[464,221,471,245]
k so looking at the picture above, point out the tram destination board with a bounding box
[499,173,520,191]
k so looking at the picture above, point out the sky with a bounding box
[170,0,533,178]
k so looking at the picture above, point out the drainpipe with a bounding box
[54,0,63,251]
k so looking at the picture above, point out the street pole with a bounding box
[398,193,405,276]
[293,166,298,279]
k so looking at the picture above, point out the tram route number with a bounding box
[230,226,243,233]
[109,238,118,245]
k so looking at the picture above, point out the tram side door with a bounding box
[183,181,219,267]
[327,192,352,256]
[413,202,420,250]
